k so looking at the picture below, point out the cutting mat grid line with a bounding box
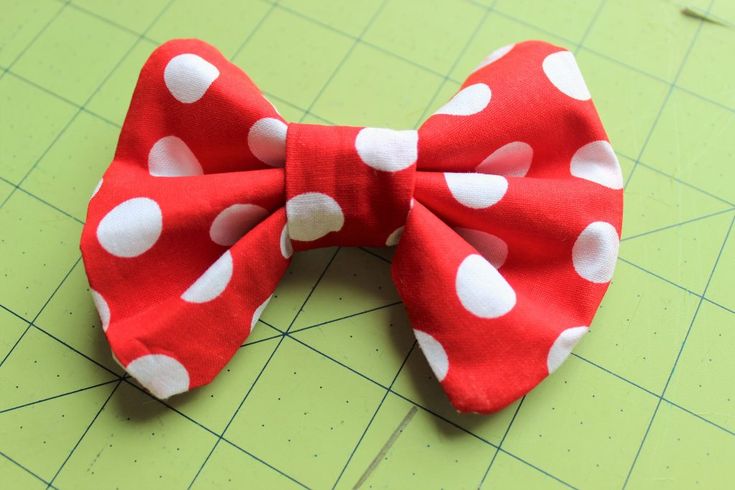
[1,0,734,489]
[623,213,734,487]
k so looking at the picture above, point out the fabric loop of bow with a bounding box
[80,38,623,413]
[284,123,416,250]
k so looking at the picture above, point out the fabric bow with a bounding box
[80,39,623,413]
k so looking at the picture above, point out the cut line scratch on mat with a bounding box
[353,406,418,489]
[681,5,733,28]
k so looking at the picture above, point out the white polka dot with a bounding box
[355,128,418,172]
[385,226,404,246]
[90,289,110,332]
[251,296,271,329]
[454,228,508,269]
[148,136,203,177]
[248,117,287,167]
[476,141,533,177]
[126,354,190,399]
[280,224,293,259]
[547,326,588,373]
[286,192,344,242]
[455,254,516,318]
[434,83,492,116]
[542,51,590,101]
[572,222,619,283]
[473,44,514,73]
[413,330,449,382]
[91,178,102,199]
[209,204,268,246]
[570,140,623,189]
[181,251,233,303]
[164,53,219,103]
[444,173,508,209]
[97,197,163,258]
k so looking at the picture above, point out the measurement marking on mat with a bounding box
[353,405,418,489]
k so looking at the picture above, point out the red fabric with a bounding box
[80,39,623,413]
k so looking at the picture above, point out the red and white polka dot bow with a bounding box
[81,39,623,413]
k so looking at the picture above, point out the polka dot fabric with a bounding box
[81,39,622,413]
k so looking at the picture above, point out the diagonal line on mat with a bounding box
[572,353,659,398]
[704,297,734,315]
[573,352,735,437]
[0,303,32,324]
[288,334,389,391]
[0,449,57,489]
[239,332,284,349]
[497,449,578,490]
[615,148,735,208]
[358,247,392,264]
[219,439,310,490]
[621,208,735,242]
[616,256,703,296]
[46,380,122,488]
[62,0,151,39]
[0,175,85,224]
[615,257,734,324]
[255,318,287,334]
[0,64,127,143]
[623,212,734,488]
[28,322,123,379]
[353,405,418,490]
[0,379,120,415]
[662,398,735,438]
[0,256,82,369]
[634,160,735,207]
[1,66,122,128]
[289,301,403,335]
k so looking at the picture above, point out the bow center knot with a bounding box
[285,123,417,251]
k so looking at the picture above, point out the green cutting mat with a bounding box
[1,0,734,488]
